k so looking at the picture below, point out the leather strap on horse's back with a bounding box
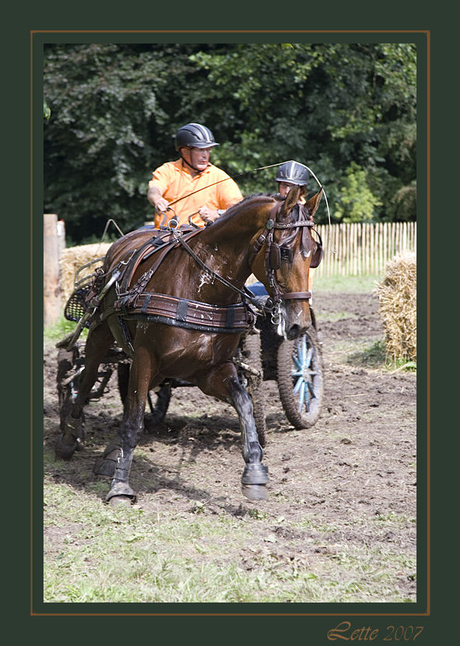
[100,226,252,337]
[118,227,200,294]
[106,292,251,334]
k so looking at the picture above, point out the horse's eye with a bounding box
[280,248,294,263]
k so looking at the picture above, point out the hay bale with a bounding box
[375,251,417,362]
[60,243,111,304]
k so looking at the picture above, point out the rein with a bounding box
[163,160,332,226]
[170,226,262,309]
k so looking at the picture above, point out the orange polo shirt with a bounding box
[149,159,243,227]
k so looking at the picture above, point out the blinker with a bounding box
[270,243,281,270]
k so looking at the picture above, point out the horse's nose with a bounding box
[286,323,308,340]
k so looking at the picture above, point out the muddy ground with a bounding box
[43,289,417,601]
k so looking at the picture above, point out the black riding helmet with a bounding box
[175,123,219,150]
[276,161,310,186]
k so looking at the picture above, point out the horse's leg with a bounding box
[55,321,114,460]
[104,349,155,506]
[196,362,269,501]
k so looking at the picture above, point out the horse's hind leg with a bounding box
[196,363,269,501]
[55,321,114,460]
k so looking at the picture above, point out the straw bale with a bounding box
[59,243,111,304]
[375,251,417,362]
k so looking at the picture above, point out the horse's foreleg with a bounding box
[56,321,114,460]
[105,350,154,505]
[196,363,269,501]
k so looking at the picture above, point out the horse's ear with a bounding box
[305,189,323,219]
[280,185,302,215]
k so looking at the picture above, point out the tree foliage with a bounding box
[43,42,417,244]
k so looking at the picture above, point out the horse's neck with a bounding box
[202,198,275,255]
[197,199,274,288]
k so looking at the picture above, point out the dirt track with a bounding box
[43,289,417,601]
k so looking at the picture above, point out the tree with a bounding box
[43,42,417,243]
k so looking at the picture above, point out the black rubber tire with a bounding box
[240,332,267,447]
[277,327,323,429]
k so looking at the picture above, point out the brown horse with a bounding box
[56,186,323,504]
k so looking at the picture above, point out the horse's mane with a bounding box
[218,193,280,222]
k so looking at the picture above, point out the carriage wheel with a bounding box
[57,345,82,432]
[117,363,172,429]
[240,332,267,448]
[277,327,323,429]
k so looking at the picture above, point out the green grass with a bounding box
[347,340,416,372]
[43,272,416,604]
[314,273,382,293]
[43,479,416,604]
[44,316,88,343]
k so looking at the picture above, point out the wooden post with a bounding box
[57,219,66,258]
[44,213,61,327]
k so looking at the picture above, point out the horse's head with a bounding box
[252,186,323,340]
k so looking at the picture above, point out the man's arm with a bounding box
[147,185,170,214]
[198,173,243,224]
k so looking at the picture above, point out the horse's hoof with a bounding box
[108,495,133,507]
[106,481,137,505]
[55,436,78,460]
[242,484,269,501]
[241,463,269,485]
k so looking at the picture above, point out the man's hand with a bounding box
[154,197,171,214]
[198,207,221,224]
[147,186,170,214]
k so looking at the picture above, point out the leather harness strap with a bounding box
[102,198,322,338]
[281,291,312,300]
[112,292,251,333]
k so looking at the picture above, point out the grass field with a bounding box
[41,273,416,606]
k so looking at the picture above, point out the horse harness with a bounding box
[85,200,323,349]
[91,227,252,351]
[251,200,323,321]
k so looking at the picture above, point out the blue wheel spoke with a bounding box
[300,337,307,364]
[293,375,304,395]
[298,380,306,412]
[288,334,320,417]
[293,352,303,371]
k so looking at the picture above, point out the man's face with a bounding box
[278,181,296,198]
[181,146,211,171]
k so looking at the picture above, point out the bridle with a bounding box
[252,200,317,316]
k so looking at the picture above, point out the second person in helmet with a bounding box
[147,123,243,228]
[276,160,310,202]
[276,160,316,299]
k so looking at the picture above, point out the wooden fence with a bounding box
[313,221,417,277]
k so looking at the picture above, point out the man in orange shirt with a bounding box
[147,123,243,228]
